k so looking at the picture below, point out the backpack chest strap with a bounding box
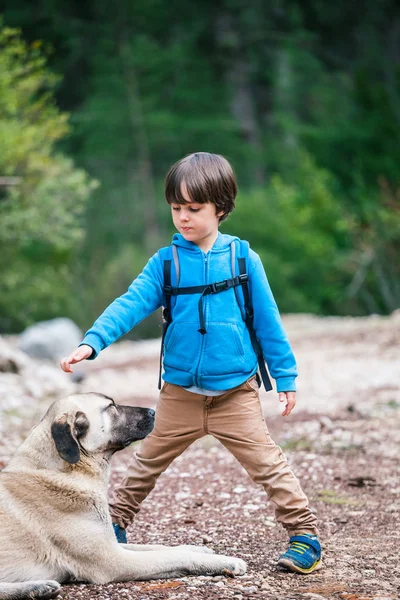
[164,274,248,334]
[164,274,247,297]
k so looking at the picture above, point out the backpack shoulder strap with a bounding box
[231,240,247,320]
[232,240,273,392]
[158,245,180,289]
[158,245,180,389]
[171,244,180,284]
[233,239,254,326]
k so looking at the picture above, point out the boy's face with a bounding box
[171,182,224,250]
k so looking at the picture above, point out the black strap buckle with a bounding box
[238,273,248,284]
[210,280,228,294]
[164,285,173,295]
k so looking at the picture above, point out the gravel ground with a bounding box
[59,401,399,600]
[1,313,399,600]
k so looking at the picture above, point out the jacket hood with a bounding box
[171,231,240,251]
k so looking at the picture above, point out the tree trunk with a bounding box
[118,30,160,253]
[215,13,265,184]
[275,47,298,150]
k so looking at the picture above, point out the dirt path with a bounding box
[64,399,399,600]
[1,313,399,600]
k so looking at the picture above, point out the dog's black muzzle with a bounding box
[120,406,155,446]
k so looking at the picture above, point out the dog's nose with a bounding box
[148,409,155,417]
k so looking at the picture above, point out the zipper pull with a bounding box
[204,256,208,263]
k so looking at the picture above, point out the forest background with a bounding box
[1,0,399,338]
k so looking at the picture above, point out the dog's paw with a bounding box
[26,580,61,599]
[221,557,247,576]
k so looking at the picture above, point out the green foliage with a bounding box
[0,27,68,179]
[226,152,350,313]
[0,2,399,333]
[0,25,96,332]
[84,243,162,339]
[344,181,400,314]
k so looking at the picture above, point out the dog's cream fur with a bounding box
[0,393,246,599]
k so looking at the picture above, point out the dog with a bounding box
[0,393,246,599]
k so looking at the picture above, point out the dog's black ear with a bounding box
[51,411,89,464]
[75,411,90,438]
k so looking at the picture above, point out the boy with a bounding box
[60,152,321,574]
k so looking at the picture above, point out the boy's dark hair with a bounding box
[165,152,237,222]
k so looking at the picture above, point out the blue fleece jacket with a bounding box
[81,232,297,392]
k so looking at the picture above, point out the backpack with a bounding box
[158,240,273,392]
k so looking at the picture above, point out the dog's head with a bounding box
[49,393,155,464]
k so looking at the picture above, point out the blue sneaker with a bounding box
[112,523,127,544]
[278,534,322,574]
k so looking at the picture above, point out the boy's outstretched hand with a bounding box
[60,345,93,373]
[279,391,296,417]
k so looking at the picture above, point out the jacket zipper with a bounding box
[195,251,209,387]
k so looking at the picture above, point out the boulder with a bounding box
[0,336,30,373]
[19,318,83,361]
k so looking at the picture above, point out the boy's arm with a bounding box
[247,249,298,393]
[80,252,164,359]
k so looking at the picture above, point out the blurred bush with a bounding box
[0,26,96,331]
[227,151,350,314]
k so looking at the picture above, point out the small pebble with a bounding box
[243,586,258,595]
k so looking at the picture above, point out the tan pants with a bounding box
[109,377,318,538]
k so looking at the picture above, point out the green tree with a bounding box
[1,1,399,321]
[226,151,350,314]
[0,25,96,332]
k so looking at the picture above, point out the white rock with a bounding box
[0,336,30,373]
[243,504,260,511]
[175,491,191,501]
[243,587,258,595]
[233,485,247,494]
[19,318,83,361]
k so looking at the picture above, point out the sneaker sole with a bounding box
[277,558,322,574]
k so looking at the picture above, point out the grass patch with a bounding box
[386,399,400,409]
[316,489,360,506]
[281,437,314,452]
